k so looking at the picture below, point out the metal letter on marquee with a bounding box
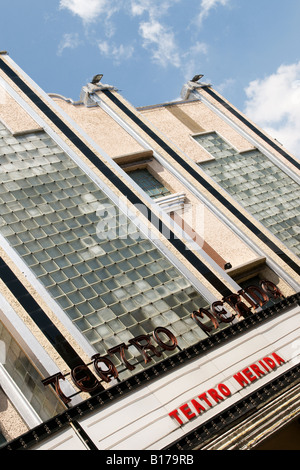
[42,372,72,405]
[238,285,269,308]
[42,280,284,402]
[91,354,118,383]
[152,327,178,351]
[211,301,235,323]
[260,280,285,300]
[108,343,136,371]
[192,308,219,333]
[128,335,162,364]
[71,365,100,393]
[222,294,253,318]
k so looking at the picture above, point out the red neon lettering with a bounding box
[260,280,284,300]
[272,352,285,366]
[233,372,249,387]
[169,409,183,425]
[218,383,231,397]
[198,392,213,407]
[239,286,269,308]
[152,327,178,351]
[223,294,252,318]
[42,372,72,405]
[71,365,100,393]
[191,308,219,333]
[191,398,206,414]
[128,335,161,364]
[180,404,196,421]
[91,354,119,383]
[250,364,265,378]
[108,343,135,371]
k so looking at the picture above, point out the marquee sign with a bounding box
[42,280,285,404]
[169,352,286,426]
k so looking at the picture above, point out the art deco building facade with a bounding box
[0,52,299,450]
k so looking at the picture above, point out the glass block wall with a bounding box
[0,320,65,421]
[194,132,300,257]
[129,168,172,200]
[0,121,211,377]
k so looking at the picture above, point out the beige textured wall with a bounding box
[52,98,143,158]
[0,389,28,442]
[139,101,255,163]
[0,85,42,134]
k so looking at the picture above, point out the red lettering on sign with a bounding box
[263,357,276,369]
[191,398,206,414]
[218,383,231,397]
[233,372,249,387]
[259,360,270,373]
[207,388,224,403]
[169,409,183,425]
[250,364,265,378]
[179,404,196,421]
[242,367,257,383]
[198,392,213,407]
[272,352,285,366]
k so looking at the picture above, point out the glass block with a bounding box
[196,133,300,257]
[129,168,172,200]
[0,120,211,375]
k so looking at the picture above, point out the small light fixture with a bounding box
[191,74,204,83]
[91,74,103,85]
[224,262,232,270]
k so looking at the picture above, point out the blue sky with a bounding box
[1,0,300,156]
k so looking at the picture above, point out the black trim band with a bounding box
[101,90,300,277]
[202,86,300,171]
[0,58,233,298]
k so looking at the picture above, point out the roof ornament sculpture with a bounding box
[91,74,103,85]
[191,74,204,82]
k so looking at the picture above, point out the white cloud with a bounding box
[98,41,134,64]
[139,19,180,67]
[130,0,180,19]
[244,61,300,157]
[181,43,208,81]
[57,32,81,55]
[215,77,236,95]
[59,0,111,23]
[197,0,230,26]
[58,0,222,72]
